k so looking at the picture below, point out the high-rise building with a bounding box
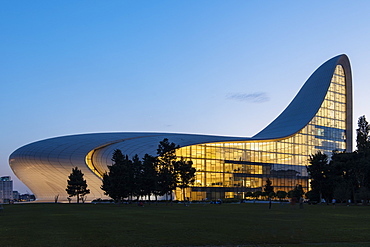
[9,54,352,202]
[0,176,13,203]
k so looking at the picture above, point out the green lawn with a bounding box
[1,202,370,247]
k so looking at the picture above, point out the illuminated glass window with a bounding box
[175,65,347,200]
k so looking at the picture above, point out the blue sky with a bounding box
[2,1,370,193]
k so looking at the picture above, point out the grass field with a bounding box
[1,202,370,247]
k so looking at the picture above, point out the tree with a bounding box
[331,151,359,203]
[264,178,274,197]
[245,191,253,199]
[157,138,179,165]
[101,150,133,203]
[252,191,262,201]
[356,115,370,153]
[66,167,90,203]
[355,115,370,191]
[157,138,179,202]
[305,190,320,203]
[307,151,334,202]
[102,139,191,204]
[333,180,351,204]
[356,187,370,205]
[173,158,196,203]
[157,165,177,202]
[329,115,370,205]
[268,192,276,199]
[276,191,287,201]
[132,154,144,201]
[288,184,304,202]
[332,115,370,202]
[141,154,160,203]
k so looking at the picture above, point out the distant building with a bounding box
[19,193,35,202]
[0,176,13,203]
[9,55,353,202]
[13,191,20,201]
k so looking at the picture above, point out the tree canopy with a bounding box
[101,150,136,202]
[173,158,196,203]
[307,151,333,202]
[276,191,287,201]
[263,178,274,198]
[288,184,304,200]
[66,167,90,203]
[357,115,370,153]
[156,138,179,201]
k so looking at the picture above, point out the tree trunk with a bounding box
[183,187,186,206]
[352,186,357,205]
[170,191,173,206]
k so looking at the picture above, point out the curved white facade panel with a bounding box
[9,133,246,201]
[9,55,353,201]
[253,55,352,149]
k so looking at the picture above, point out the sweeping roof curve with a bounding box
[252,54,351,140]
[9,54,352,163]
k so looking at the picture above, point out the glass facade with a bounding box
[175,65,347,201]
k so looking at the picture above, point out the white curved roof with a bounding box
[9,133,247,201]
[253,54,352,141]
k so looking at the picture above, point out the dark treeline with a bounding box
[101,138,195,203]
[307,115,370,204]
[245,180,303,202]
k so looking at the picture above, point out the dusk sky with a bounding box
[2,1,370,193]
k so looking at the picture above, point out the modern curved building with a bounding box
[9,54,353,202]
